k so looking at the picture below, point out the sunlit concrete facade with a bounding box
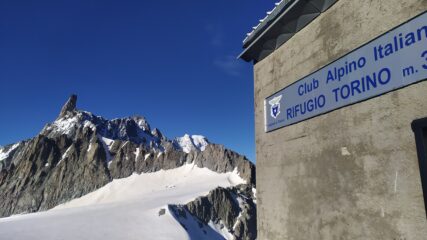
[246,0,427,239]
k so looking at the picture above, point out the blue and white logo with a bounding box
[268,95,282,119]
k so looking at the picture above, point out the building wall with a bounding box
[254,0,427,239]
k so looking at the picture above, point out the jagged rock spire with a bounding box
[59,94,77,118]
[151,128,165,141]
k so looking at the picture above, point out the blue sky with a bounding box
[0,0,277,162]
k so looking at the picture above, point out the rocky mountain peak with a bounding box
[0,94,256,240]
[131,116,151,132]
[173,134,209,153]
[59,94,77,118]
[151,128,165,140]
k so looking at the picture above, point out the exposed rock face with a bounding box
[59,94,77,118]
[151,128,165,141]
[0,141,26,172]
[169,184,257,240]
[192,144,256,185]
[0,128,111,217]
[0,94,256,236]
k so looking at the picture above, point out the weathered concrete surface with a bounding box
[254,0,427,239]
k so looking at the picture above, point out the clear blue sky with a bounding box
[0,0,277,162]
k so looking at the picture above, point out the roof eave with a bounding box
[239,0,338,63]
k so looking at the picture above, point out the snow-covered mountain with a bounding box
[40,95,209,155]
[173,134,210,153]
[0,95,256,240]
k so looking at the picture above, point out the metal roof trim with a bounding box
[238,0,301,61]
[242,0,295,48]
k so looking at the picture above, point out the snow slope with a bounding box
[0,143,20,162]
[0,164,245,240]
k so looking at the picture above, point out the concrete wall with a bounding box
[254,0,427,239]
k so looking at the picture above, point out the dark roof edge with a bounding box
[239,0,338,63]
[238,0,301,62]
[242,0,296,48]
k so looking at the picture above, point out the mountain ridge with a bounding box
[0,95,256,239]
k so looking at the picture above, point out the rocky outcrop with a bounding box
[59,94,77,118]
[151,128,165,141]
[169,184,257,240]
[0,128,111,217]
[0,141,26,171]
[0,95,256,219]
[191,144,256,186]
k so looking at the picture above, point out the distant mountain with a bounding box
[0,95,256,240]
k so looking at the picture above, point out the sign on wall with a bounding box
[265,11,427,132]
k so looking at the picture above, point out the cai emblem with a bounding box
[268,95,282,119]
